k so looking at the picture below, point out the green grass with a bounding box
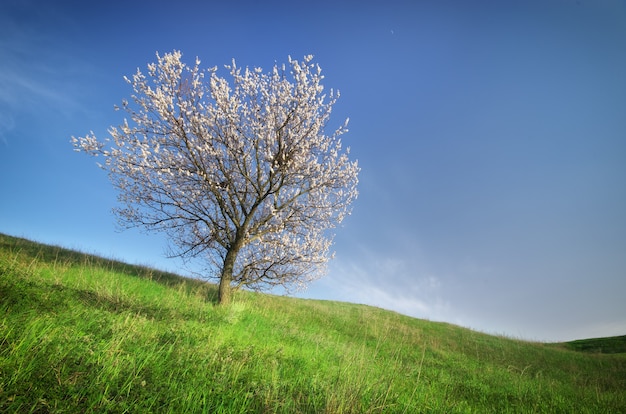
[1,233,624,413]
[562,335,626,354]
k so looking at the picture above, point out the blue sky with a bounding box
[1,0,625,342]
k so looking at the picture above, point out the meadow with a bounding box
[1,233,624,413]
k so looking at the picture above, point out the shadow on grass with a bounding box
[0,268,208,323]
[0,232,220,306]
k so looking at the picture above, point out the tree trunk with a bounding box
[218,270,232,305]
[218,245,238,305]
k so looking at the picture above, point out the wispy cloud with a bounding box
[307,243,454,322]
[0,5,96,145]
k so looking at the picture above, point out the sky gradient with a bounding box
[1,0,625,342]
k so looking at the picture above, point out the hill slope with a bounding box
[1,233,625,413]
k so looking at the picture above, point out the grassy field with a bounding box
[1,233,624,413]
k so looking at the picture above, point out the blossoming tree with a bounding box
[72,51,359,304]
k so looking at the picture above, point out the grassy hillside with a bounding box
[1,233,624,413]
[563,335,626,355]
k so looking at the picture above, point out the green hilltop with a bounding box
[1,233,624,413]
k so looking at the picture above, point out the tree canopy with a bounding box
[72,51,359,304]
